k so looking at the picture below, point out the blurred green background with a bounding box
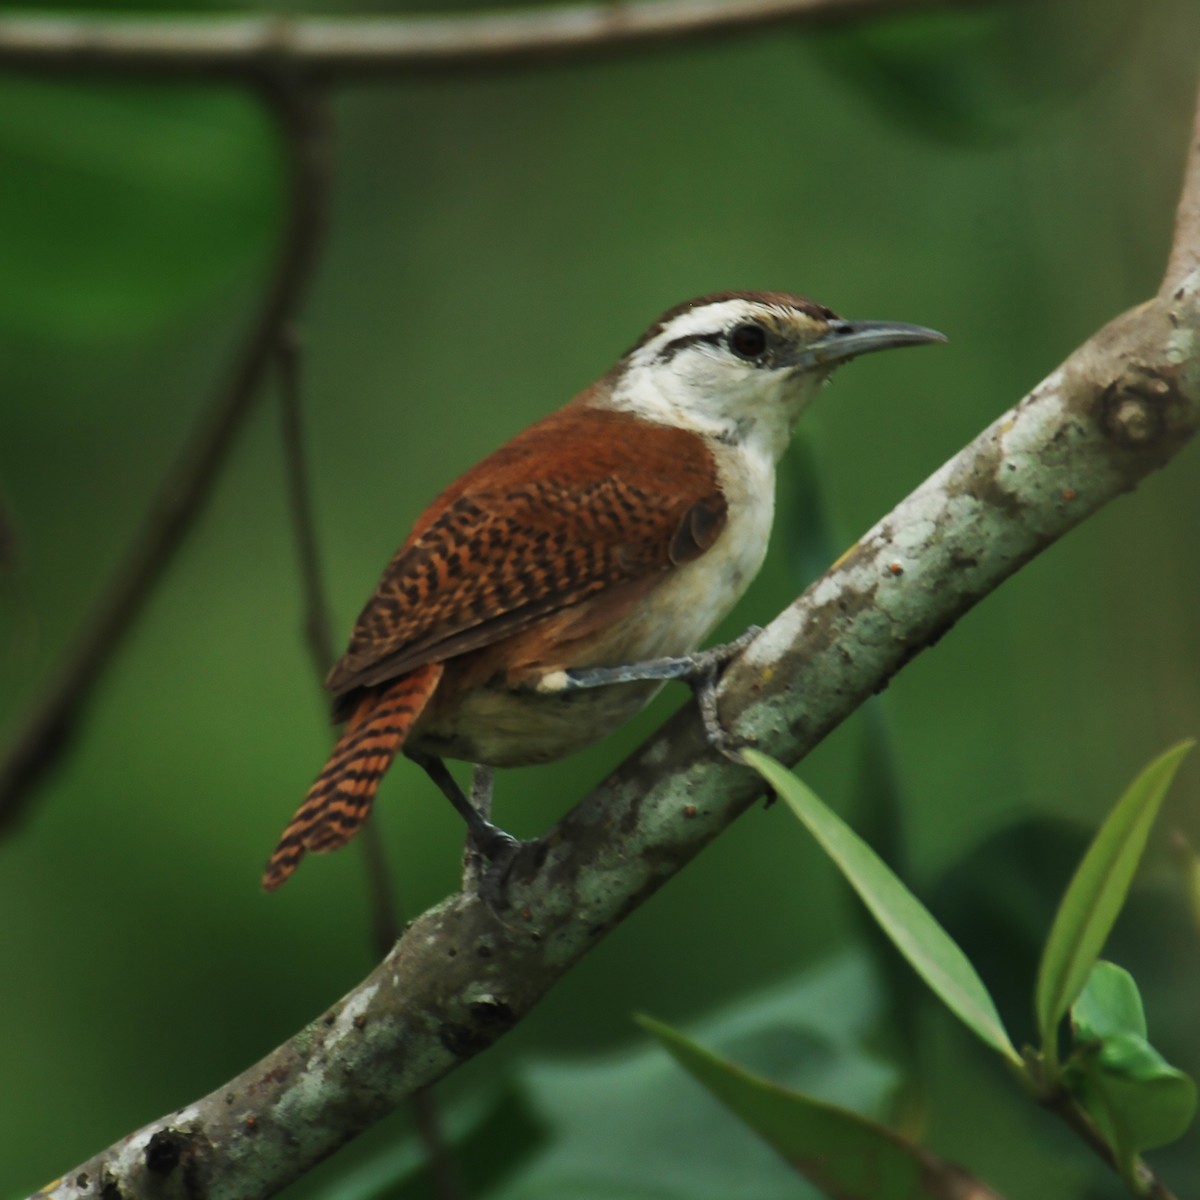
[2,0,1199,1197]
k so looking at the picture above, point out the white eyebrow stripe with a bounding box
[634,299,789,364]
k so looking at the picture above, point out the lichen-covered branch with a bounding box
[0,0,949,81]
[33,119,1200,1200]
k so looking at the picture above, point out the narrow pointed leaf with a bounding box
[638,1015,1003,1200]
[1035,741,1194,1055]
[744,750,1019,1066]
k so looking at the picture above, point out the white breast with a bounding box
[592,432,776,664]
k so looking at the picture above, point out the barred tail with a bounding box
[261,663,444,891]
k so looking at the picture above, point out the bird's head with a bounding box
[604,290,945,460]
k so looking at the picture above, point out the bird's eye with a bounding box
[729,323,768,360]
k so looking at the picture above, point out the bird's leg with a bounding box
[470,763,496,821]
[539,625,763,761]
[406,751,519,860]
[461,764,512,898]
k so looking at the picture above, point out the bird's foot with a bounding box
[465,819,522,863]
[408,753,525,905]
[458,763,531,910]
[688,626,763,764]
[465,827,529,914]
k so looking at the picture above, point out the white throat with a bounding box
[603,297,828,465]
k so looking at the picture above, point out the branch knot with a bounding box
[1097,366,1182,450]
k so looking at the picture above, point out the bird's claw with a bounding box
[691,625,763,763]
[462,823,529,913]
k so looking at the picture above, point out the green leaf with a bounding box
[1074,1034,1197,1164]
[333,960,885,1200]
[638,1015,999,1200]
[744,750,1019,1066]
[1066,962,1198,1166]
[1034,741,1194,1063]
[484,951,899,1200]
[1070,961,1146,1043]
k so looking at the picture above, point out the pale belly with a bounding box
[411,677,666,766]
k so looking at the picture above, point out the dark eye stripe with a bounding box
[655,330,723,363]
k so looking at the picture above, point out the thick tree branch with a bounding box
[32,89,1200,1200]
[0,0,952,81]
[0,86,333,834]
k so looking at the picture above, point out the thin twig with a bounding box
[276,320,465,1200]
[277,324,337,679]
[277,318,398,949]
[1162,78,1200,298]
[0,80,332,835]
[412,1089,467,1200]
[1039,1088,1177,1200]
[277,326,408,957]
[0,0,952,81]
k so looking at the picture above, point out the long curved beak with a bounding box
[788,319,946,372]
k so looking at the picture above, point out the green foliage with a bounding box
[1071,960,1147,1043]
[332,954,898,1200]
[742,746,1196,1198]
[1066,962,1197,1179]
[1035,740,1194,1070]
[744,749,1019,1066]
[638,1014,977,1200]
